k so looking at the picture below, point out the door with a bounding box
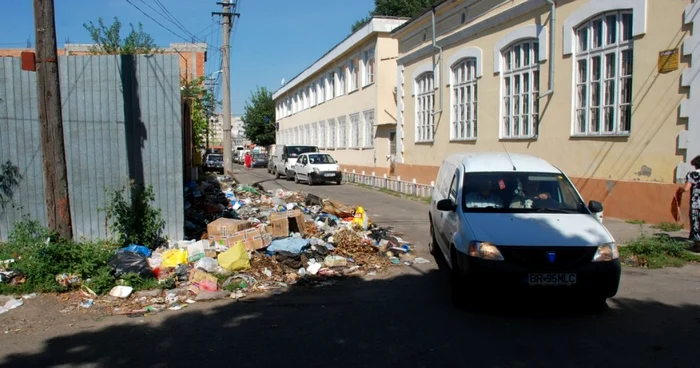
[295,155,307,179]
[439,171,460,257]
[388,130,397,176]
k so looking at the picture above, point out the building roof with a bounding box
[445,152,561,174]
[272,16,408,100]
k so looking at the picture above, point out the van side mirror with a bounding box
[588,200,603,213]
[437,199,457,212]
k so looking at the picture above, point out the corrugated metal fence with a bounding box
[0,54,184,241]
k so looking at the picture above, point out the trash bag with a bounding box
[218,241,251,271]
[108,250,153,279]
[120,244,152,258]
[268,237,309,255]
[305,193,323,207]
[321,200,355,218]
[161,249,188,268]
[194,257,220,273]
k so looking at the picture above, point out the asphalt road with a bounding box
[1,167,699,368]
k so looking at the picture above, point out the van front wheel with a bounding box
[450,248,468,309]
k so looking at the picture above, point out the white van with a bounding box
[272,145,319,180]
[429,152,620,309]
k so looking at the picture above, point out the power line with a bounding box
[137,0,194,40]
[125,0,190,42]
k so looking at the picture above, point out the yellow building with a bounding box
[273,17,408,175]
[391,0,695,225]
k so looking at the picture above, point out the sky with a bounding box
[0,0,375,115]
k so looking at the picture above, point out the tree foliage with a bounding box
[0,160,21,209]
[351,0,438,32]
[83,17,160,55]
[242,87,276,146]
[182,76,219,148]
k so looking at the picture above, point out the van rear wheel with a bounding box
[274,168,281,179]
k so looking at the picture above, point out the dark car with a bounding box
[252,153,268,168]
[204,154,224,173]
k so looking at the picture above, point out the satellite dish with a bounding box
[281,78,286,86]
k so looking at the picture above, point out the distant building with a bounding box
[0,42,207,83]
[209,114,247,147]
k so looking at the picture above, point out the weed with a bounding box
[625,219,646,225]
[86,266,118,295]
[101,182,166,249]
[620,234,700,268]
[652,222,683,232]
[0,217,118,294]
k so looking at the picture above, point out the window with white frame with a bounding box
[362,110,375,148]
[304,86,310,110]
[293,127,299,144]
[502,40,540,139]
[350,113,360,148]
[363,48,375,86]
[337,67,345,96]
[319,120,326,149]
[415,72,435,142]
[349,57,360,92]
[311,122,318,146]
[310,83,317,107]
[451,58,478,140]
[327,118,336,148]
[304,125,311,145]
[327,72,335,100]
[319,77,325,104]
[574,11,633,136]
[337,116,347,149]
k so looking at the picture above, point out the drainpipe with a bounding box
[539,0,556,99]
[431,7,443,115]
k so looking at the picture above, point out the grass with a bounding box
[625,219,646,225]
[652,222,684,232]
[620,234,700,269]
[352,182,432,204]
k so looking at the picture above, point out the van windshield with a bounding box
[286,146,318,158]
[462,172,588,214]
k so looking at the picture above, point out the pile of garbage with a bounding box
[71,176,426,317]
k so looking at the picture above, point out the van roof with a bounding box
[445,152,561,174]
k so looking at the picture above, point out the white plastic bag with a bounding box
[194,257,219,273]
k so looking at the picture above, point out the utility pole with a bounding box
[32,0,72,239]
[213,1,240,174]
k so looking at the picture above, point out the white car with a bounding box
[293,153,342,185]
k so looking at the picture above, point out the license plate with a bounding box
[527,273,576,286]
[323,173,335,177]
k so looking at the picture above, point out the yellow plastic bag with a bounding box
[217,241,250,271]
[161,248,188,268]
[352,206,369,230]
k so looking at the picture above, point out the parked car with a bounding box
[430,152,620,310]
[233,146,245,163]
[203,153,224,173]
[271,145,319,180]
[252,153,269,168]
[292,153,342,185]
[267,145,277,173]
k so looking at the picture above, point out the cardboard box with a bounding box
[210,226,272,251]
[269,210,305,238]
[207,218,251,237]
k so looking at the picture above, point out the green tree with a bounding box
[351,0,438,32]
[83,17,159,55]
[0,160,21,209]
[242,87,276,146]
[182,76,219,148]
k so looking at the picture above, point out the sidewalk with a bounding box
[603,218,689,244]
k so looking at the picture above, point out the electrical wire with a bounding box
[125,0,191,42]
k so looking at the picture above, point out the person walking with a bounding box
[677,155,700,250]
[244,151,252,171]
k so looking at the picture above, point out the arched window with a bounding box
[451,58,478,140]
[415,72,435,142]
[502,40,539,139]
[574,11,633,136]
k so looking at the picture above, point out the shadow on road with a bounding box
[1,261,698,367]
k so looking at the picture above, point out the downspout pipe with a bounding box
[539,0,556,99]
[431,6,443,115]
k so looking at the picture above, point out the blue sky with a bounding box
[0,0,374,114]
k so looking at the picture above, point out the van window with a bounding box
[448,174,458,202]
[462,172,588,213]
[285,146,318,158]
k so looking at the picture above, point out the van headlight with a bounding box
[592,242,619,262]
[468,241,504,261]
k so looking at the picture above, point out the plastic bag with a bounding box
[161,249,188,268]
[187,240,208,263]
[352,206,369,230]
[121,244,152,258]
[108,250,153,278]
[217,241,251,271]
[194,257,220,273]
[267,237,309,255]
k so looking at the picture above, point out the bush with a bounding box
[620,234,700,268]
[102,183,166,249]
[0,217,119,294]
